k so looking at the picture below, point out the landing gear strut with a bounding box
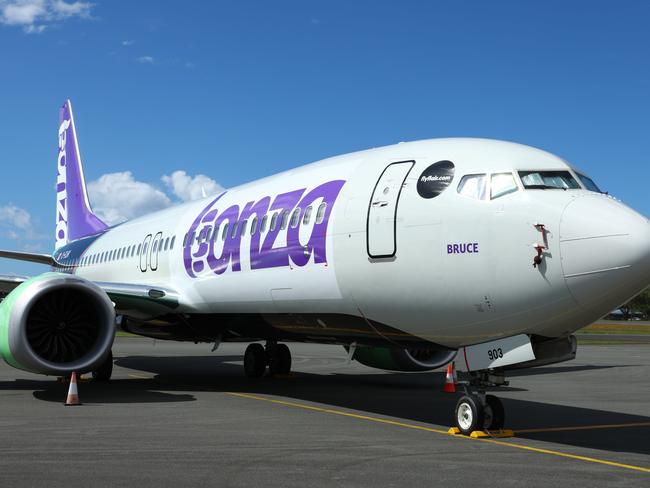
[243,342,292,378]
[453,370,506,435]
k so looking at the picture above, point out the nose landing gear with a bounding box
[453,370,507,435]
[243,342,292,378]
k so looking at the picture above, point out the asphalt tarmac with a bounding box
[0,338,648,487]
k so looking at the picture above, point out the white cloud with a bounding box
[162,170,224,202]
[0,203,47,247]
[87,172,172,225]
[0,204,32,230]
[0,0,93,33]
[137,55,154,64]
[121,39,133,46]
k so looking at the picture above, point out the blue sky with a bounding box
[1,1,649,276]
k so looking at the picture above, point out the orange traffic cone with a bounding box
[443,362,456,393]
[64,372,82,406]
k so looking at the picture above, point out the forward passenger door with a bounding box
[367,161,414,258]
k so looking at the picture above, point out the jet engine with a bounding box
[351,345,457,372]
[0,273,115,375]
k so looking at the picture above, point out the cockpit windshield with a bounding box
[518,171,580,190]
[576,172,602,193]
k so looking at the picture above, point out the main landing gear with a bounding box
[454,370,506,435]
[244,342,292,378]
[92,350,113,382]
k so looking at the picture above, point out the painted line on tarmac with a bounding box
[514,422,650,434]
[128,373,151,379]
[226,392,650,475]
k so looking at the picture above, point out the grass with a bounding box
[578,322,650,335]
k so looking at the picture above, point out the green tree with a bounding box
[620,287,650,319]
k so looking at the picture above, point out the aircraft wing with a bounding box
[0,274,29,295]
[0,275,180,316]
[0,250,55,266]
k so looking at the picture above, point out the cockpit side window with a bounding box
[519,171,580,190]
[457,174,487,200]
[491,172,518,199]
[576,172,602,193]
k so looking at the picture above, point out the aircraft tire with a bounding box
[454,395,484,435]
[244,343,267,378]
[484,394,505,430]
[268,344,291,375]
[92,350,113,382]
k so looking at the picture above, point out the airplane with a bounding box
[0,100,648,435]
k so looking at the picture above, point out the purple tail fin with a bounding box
[55,100,108,249]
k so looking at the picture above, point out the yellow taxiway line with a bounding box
[226,392,650,475]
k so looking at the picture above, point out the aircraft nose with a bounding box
[560,195,650,309]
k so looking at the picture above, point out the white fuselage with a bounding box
[59,138,650,348]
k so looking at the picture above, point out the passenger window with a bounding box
[170,236,175,249]
[303,206,312,225]
[198,228,205,242]
[231,222,239,238]
[280,211,289,230]
[457,174,488,200]
[491,173,518,199]
[290,208,300,228]
[316,203,327,224]
[143,243,148,255]
[137,244,142,255]
[251,217,258,235]
[164,237,169,251]
[222,223,229,240]
[270,213,278,231]
[211,224,219,241]
[183,233,188,246]
[261,215,268,233]
[240,219,247,236]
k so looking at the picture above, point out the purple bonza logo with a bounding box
[56,117,71,247]
[183,180,346,277]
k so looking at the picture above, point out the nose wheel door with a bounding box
[367,161,414,258]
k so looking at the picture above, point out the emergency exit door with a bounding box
[367,161,414,258]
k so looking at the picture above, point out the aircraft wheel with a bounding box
[92,350,113,382]
[244,343,267,378]
[454,395,484,435]
[268,344,291,375]
[484,394,505,430]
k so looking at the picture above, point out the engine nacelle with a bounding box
[0,273,115,375]
[351,345,457,372]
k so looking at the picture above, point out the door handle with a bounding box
[372,201,389,207]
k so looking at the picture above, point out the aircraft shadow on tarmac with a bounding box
[15,354,650,457]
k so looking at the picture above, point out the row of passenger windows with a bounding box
[456,170,597,201]
[184,202,328,246]
[56,202,330,267]
[57,235,177,268]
